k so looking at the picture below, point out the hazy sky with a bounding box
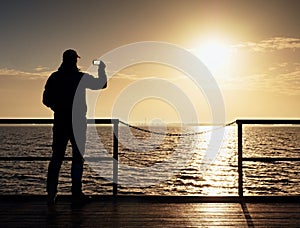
[0,0,299,123]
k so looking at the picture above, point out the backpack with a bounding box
[42,73,58,111]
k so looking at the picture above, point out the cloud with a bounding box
[274,70,300,95]
[0,67,51,79]
[224,69,300,96]
[224,36,300,95]
[34,66,50,72]
[236,37,300,52]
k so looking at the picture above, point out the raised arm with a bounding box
[83,61,107,90]
[97,61,107,89]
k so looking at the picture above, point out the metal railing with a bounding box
[0,118,120,196]
[236,119,300,196]
[1,118,300,197]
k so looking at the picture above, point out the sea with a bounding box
[0,124,299,196]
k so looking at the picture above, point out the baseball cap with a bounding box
[63,49,80,61]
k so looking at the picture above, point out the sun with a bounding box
[193,39,232,71]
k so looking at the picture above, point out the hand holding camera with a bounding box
[93,60,106,75]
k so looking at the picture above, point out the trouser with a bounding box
[47,119,87,195]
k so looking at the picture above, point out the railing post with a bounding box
[237,122,243,197]
[112,119,119,196]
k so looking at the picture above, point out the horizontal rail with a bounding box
[0,157,113,161]
[0,118,119,124]
[243,157,300,162]
[236,119,300,125]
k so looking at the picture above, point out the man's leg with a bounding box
[70,146,84,195]
[47,124,68,198]
[70,144,91,207]
[70,121,86,195]
[69,121,92,207]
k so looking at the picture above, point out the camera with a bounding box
[93,60,101,65]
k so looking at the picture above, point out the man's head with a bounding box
[62,49,80,64]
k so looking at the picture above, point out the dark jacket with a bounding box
[43,68,107,119]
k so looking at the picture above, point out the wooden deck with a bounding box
[1,196,300,227]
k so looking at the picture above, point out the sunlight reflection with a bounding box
[187,126,237,196]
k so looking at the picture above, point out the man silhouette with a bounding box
[43,49,107,206]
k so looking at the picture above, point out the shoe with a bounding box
[71,193,92,208]
[47,192,57,207]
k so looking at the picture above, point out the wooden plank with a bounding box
[1,195,300,203]
[1,198,300,227]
